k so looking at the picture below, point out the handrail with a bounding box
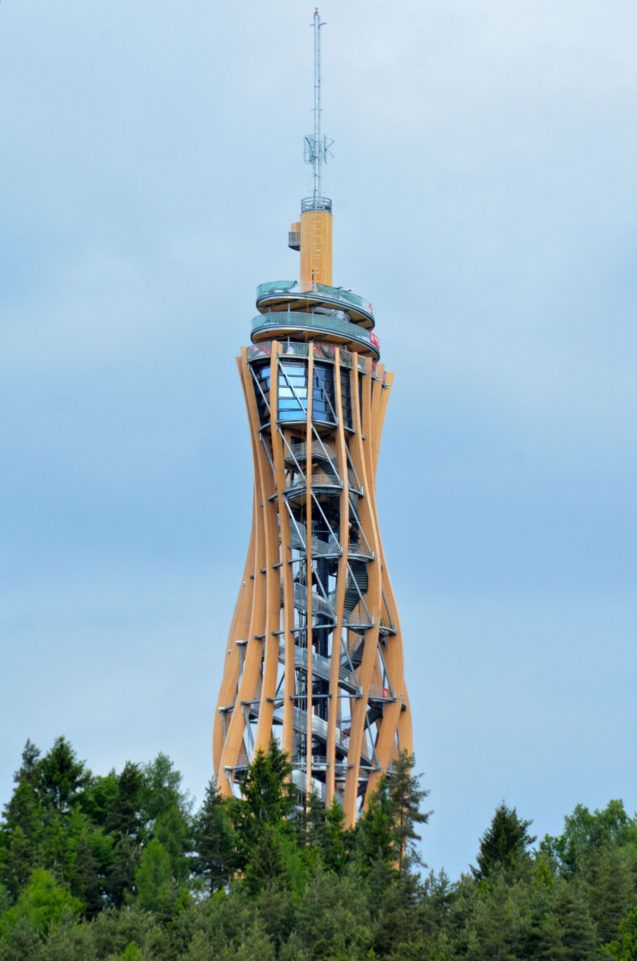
[290,769,326,801]
[271,706,371,764]
[301,196,332,213]
[282,645,358,693]
[286,439,338,463]
[251,310,378,358]
[286,470,341,492]
[314,283,373,318]
[256,280,375,326]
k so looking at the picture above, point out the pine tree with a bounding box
[352,775,395,870]
[192,780,236,893]
[388,751,431,870]
[472,802,535,880]
[228,741,295,860]
[35,738,91,815]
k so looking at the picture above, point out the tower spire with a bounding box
[291,7,334,289]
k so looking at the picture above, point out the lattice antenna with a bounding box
[304,7,333,209]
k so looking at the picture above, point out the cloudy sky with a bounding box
[2,0,636,879]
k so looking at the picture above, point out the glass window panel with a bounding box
[278,361,307,419]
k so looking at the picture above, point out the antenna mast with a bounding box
[304,7,333,211]
[313,7,323,206]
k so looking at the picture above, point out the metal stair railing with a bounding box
[289,522,342,557]
[342,560,372,627]
[285,469,342,496]
[290,582,336,621]
[285,438,338,470]
[290,768,326,801]
[272,706,372,765]
[280,644,359,693]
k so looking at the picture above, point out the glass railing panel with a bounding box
[256,281,374,324]
[252,311,377,354]
[256,280,298,298]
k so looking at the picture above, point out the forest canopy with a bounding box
[1,737,636,961]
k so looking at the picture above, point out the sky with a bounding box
[1,0,636,880]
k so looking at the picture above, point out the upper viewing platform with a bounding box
[256,281,375,329]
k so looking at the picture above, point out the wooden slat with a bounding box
[269,344,297,759]
[342,360,381,825]
[304,351,314,802]
[216,350,269,791]
[325,348,350,804]
[253,350,282,753]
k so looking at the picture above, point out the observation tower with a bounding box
[213,9,412,824]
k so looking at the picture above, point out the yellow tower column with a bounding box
[298,208,332,291]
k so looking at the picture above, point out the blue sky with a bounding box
[2,0,636,879]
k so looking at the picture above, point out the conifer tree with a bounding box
[227,740,302,895]
[134,838,176,916]
[472,802,535,879]
[192,779,236,893]
[388,751,431,870]
[228,740,295,857]
[35,737,91,815]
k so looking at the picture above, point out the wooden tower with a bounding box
[212,9,412,825]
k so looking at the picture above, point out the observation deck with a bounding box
[256,280,375,328]
[252,280,380,360]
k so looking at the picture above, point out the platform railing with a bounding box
[256,280,375,324]
[251,310,378,356]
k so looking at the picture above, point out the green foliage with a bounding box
[601,904,637,961]
[369,869,429,959]
[134,838,177,915]
[3,736,636,961]
[388,752,431,870]
[0,744,47,899]
[227,741,303,895]
[230,741,295,840]
[0,868,81,941]
[583,844,636,945]
[33,738,91,815]
[154,803,191,884]
[89,904,166,959]
[353,776,396,870]
[191,780,236,893]
[140,753,190,832]
[0,738,197,921]
[302,795,350,874]
[0,739,104,909]
[472,802,536,880]
[288,867,373,960]
[183,916,276,961]
[542,800,637,877]
[352,754,430,881]
[117,942,144,961]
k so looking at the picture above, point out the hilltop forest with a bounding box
[1,738,637,960]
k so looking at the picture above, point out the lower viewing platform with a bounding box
[251,309,380,360]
